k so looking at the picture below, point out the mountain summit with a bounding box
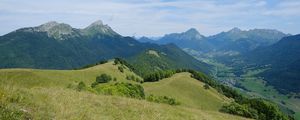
[184,28,205,39]
[83,20,119,37]
[152,28,208,51]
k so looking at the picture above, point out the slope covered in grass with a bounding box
[143,72,230,111]
[0,62,249,120]
[0,61,140,88]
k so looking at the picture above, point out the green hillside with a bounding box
[143,72,230,111]
[127,48,211,77]
[0,61,249,120]
[0,21,210,76]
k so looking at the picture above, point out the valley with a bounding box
[186,50,300,119]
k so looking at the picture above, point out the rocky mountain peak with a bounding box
[34,21,75,40]
[83,20,119,36]
[89,20,104,26]
[184,28,204,39]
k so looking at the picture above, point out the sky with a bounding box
[0,0,300,37]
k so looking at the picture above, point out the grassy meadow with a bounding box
[0,61,250,120]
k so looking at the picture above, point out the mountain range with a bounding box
[138,28,300,93]
[139,27,288,54]
[0,20,210,76]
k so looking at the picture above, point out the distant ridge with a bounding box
[0,20,210,75]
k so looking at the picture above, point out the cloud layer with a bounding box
[0,0,299,36]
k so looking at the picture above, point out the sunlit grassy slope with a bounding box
[0,61,249,120]
[143,72,230,111]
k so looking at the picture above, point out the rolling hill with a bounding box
[127,45,211,77]
[0,61,249,120]
[143,72,230,111]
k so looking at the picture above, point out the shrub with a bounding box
[220,102,258,119]
[221,99,292,120]
[126,75,135,80]
[146,94,180,105]
[204,84,210,89]
[76,81,86,91]
[95,82,145,99]
[96,74,112,83]
[135,77,143,83]
[118,66,124,73]
[143,70,177,82]
[114,58,135,71]
[91,74,112,88]
[246,99,291,120]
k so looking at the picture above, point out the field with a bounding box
[0,61,249,120]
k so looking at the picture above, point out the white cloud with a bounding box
[0,0,299,36]
[263,1,300,16]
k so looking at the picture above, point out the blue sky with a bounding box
[0,0,299,37]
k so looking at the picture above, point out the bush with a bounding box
[76,81,86,91]
[95,82,145,99]
[126,75,143,83]
[126,75,135,80]
[96,74,112,83]
[146,94,180,105]
[204,84,210,89]
[220,102,258,119]
[143,70,177,82]
[91,74,112,88]
[114,58,135,71]
[221,99,292,120]
[246,99,291,120]
[135,77,143,83]
[118,66,124,73]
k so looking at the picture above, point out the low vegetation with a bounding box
[186,69,292,120]
[126,75,143,83]
[220,102,258,118]
[114,58,135,71]
[143,70,177,82]
[94,82,145,99]
[74,60,108,70]
[140,68,293,120]
[146,94,180,105]
[76,81,86,91]
[91,74,112,87]
[0,59,293,120]
[0,103,28,120]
